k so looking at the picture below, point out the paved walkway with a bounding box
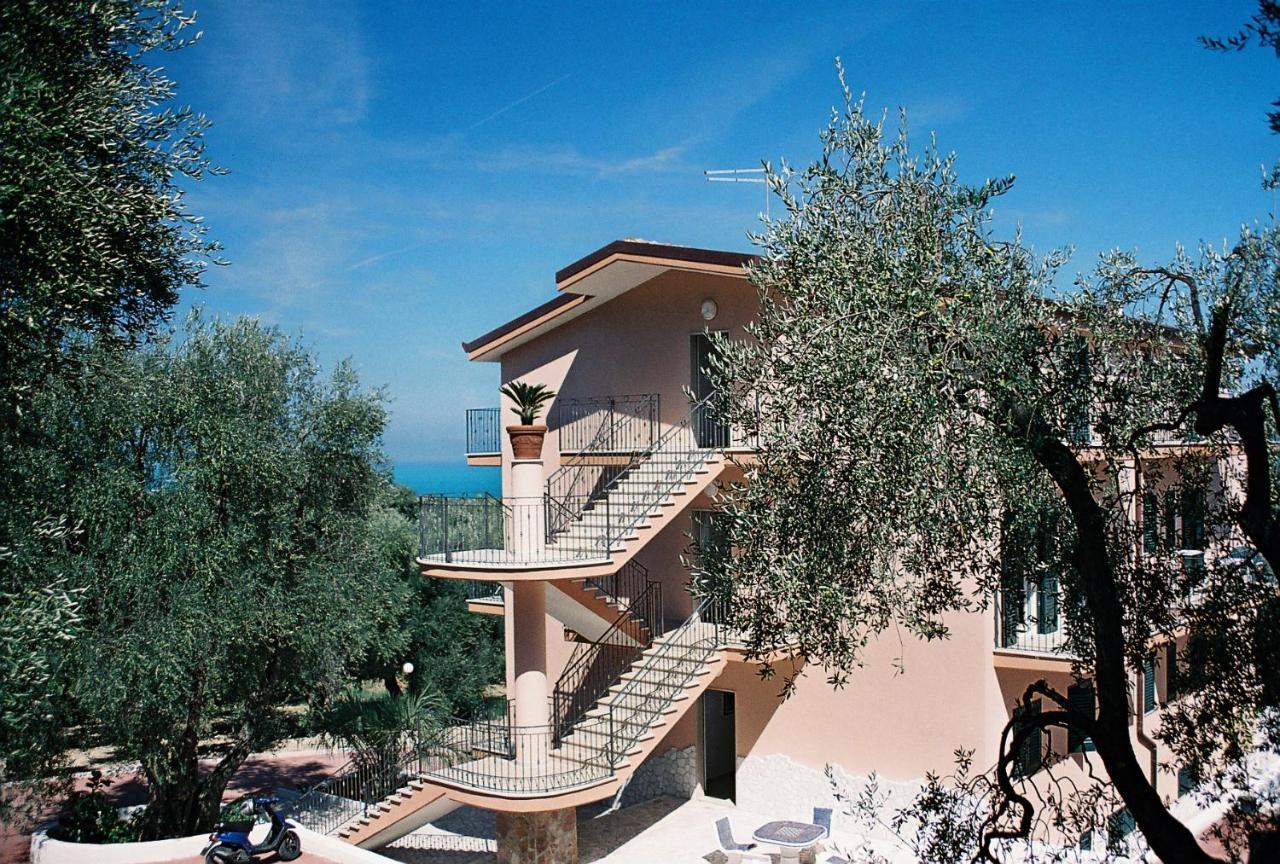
[381,796,827,864]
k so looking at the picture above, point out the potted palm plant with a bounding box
[500,380,556,459]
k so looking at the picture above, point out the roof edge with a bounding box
[461,292,585,355]
[555,239,756,286]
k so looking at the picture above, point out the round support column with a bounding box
[511,580,549,730]
[510,457,546,559]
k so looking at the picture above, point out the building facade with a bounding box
[339,240,1226,860]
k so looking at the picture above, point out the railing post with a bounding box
[417,497,425,559]
[483,495,491,547]
[442,497,451,564]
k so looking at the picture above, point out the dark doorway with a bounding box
[701,689,736,801]
[690,332,729,448]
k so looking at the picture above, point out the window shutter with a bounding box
[1142,493,1158,553]
[1143,657,1156,713]
[1037,573,1059,635]
[1181,488,1205,550]
[1015,700,1042,777]
[1163,490,1179,550]
[1067,682,1096,752]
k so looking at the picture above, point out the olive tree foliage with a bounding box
[7,314,409,840]
[701,78,1279,863]
[1200,0,1280,135]
[0,0,217,815]
[0,0,219,416]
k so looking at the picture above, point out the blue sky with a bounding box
[164,1,1277,462]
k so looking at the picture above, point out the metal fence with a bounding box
[418,494,611,565]
[465,408,501,456]
[552,394,659,453]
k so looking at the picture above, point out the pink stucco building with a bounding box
[337,240,1218,861]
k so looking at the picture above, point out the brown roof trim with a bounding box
[461,292,586,354]
[555,239,757,285]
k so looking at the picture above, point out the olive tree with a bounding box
[15,314,409,839]
[702,78,1279,862]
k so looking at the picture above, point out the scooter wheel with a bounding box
[205,844,249,864]
[277,830,302,861]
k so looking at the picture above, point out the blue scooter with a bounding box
[202,796,301,863]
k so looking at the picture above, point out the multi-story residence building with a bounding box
[308,239,1230,862]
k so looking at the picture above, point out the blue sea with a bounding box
[393,461,501,496]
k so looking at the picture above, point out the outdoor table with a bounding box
[752,820,827,861]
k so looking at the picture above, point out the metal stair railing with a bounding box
[593,395,724,553]
[551,597,725,770]
[545,395,658,539]
[288,742,442,836]
[583,559,652,620]
[552,580,663,746]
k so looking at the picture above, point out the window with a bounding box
[1178,765,1197,798]
[1036,573,1060,634]
[1067,682,1096,753]
[1181,488,1206,550]
[1142,492,1159,554]
[1143,657,1157,713]
[1013,700,1042,777]
[1108,808,1136,846]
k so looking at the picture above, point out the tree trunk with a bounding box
[1011,408,1221,863]
[384,673,403,697]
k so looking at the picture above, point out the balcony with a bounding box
[465,407,501,465]
[552,394,659,454]
[418,494,615,572]
[993,582,1075,667]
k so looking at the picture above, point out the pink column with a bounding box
[511,580,549,730]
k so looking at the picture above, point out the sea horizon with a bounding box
[393,460,500,497]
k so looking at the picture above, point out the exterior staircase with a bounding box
[418,396,730,575]
[288,602,728,848]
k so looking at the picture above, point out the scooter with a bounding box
[202,796,301,863]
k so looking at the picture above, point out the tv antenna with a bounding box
[704,167,769,219]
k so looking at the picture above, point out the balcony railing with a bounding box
[465,580,504,604]
[426,717,613,795]
[994,584,1072,656]
[552,394,660,453]
[465,408,501,456]
[418,494,612,566]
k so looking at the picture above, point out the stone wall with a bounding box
[619,744,697,807]
[737,752,924,846]
[495,807,577,864]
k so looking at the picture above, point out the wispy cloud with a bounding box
[473,142,690,178]
[466,74,571,131]
[209,0,370,126]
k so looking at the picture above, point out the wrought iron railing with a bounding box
[994,585,1072,656]
[590,597,725,767]
[465,408,501,456]
[289,744,446,836]
[418,494,610,565]
[552,580,663,745]
[552,394,659,453]
[585,559,658,627]
[465,580,504,604]
[425,718,613,794]
[545,406,635,538]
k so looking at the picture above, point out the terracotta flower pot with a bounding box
[507,425,547,459]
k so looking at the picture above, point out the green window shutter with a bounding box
[1143,656,1156,713]
[1181,488,1205,550]
[1037,573,1059,634]
[1067,682,1096,753]
[1015,700,1042,777]
[1142,492,1158,553]
[999,517,1025,649]
[1177,765,1196,798]
[1165,642,1178,701]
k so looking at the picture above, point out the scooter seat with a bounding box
[214,820,253,833]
